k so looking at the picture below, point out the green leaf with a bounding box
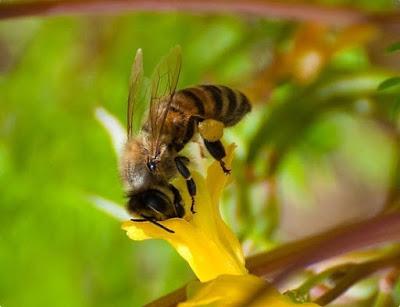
[377,77,400,91]
[386,42,400,53]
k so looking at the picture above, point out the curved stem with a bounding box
[0,0,383,23]
[145,285,186,307]
[246,212,400,280]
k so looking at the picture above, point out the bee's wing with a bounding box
[149,45,182,157]
[127,48,150,139]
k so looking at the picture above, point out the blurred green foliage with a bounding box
[1,1,400,306]
[0,14,259,307]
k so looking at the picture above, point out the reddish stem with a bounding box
[0,0,376,23]
[145,286,186,307]
[247,212,400,281]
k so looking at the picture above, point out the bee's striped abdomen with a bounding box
[173,85,251,127]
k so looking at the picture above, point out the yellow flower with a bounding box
[181,274,320,307]
[95,89,319,307]
[122,144,247,282]
[122,143,320,306]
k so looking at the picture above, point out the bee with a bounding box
[121,46,251,233]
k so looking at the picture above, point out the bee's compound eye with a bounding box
[144,190,169,212]
[147,161,157,172]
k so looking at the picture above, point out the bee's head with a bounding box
[122,139,183,221]
[145,142,175,175]
[121,139,176,189]
[127,189,184,221]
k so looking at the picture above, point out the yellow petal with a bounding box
[122,197,245,282]
[205,144,245,268]
[179,274,321,307]
[122,144,247,282]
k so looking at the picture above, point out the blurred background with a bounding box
[1,0,400,306]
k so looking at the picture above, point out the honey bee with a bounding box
[121,46,251,232]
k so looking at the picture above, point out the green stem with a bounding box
[315,249,400,305]
[289,263,354,300]
[372,291,395,307]
[372,268,400,307]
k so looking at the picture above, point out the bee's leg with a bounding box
[194,137,207,158]
[176,155,190,165]
[203,140,231,175]
[169,184,185,218]
[175,156,197,214]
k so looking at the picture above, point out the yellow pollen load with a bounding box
[198,119,224,142]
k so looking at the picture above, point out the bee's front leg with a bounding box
[175,156,196,214]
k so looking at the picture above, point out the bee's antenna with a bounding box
[130,216,175,233]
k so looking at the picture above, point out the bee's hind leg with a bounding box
[197,119,230,174]
[203,140,231,175]
[175,156,197,214]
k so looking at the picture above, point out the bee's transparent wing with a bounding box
[127,48,150,138]
[148,45,182,157]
